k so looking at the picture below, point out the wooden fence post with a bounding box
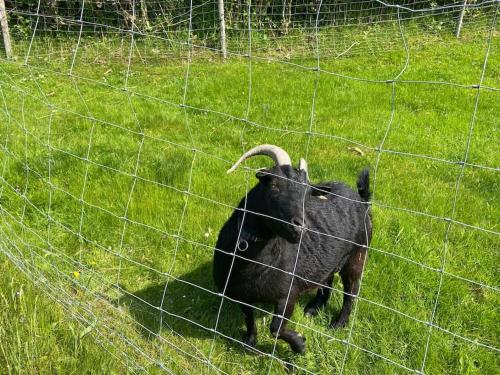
[218,0,227,58]
[139,0,150,30]
[456,0,468,38]
[0,0,13,59]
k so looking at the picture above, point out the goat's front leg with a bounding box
[270,299,306,354]
[241,305,257,348]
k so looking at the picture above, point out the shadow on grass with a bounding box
[115,261,276,354]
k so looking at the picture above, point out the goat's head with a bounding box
[227,144,309,243]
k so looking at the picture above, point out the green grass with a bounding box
[0,21,499,374]
[0,259,130,374]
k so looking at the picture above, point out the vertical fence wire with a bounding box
[0,1,498,374]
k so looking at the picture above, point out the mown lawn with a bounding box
[0,18,499,375]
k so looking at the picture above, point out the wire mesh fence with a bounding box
[0,0,498,374]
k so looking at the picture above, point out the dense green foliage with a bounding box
[4,0,486,39]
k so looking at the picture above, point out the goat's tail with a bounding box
[357,167,371,201]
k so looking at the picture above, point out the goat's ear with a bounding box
[256,168,272,183]
[311,185,332,196]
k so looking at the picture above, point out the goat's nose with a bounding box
[291,217,303,227]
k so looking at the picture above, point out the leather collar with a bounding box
[237,211,267,244]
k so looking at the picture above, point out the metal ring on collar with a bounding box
[238,239,249,251]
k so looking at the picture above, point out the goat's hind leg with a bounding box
[331,248,366,329]
[270,299,306,354]
[304,275,334,317]
[241,305,257,349]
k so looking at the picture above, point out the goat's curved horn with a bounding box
[227,144,292,174]
[298,158,308,174]
[298,158,309,180]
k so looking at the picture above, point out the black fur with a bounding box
[213,165,372,354]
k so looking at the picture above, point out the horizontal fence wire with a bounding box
[0,0,499,374]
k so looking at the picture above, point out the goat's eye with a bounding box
[270,182,279,191]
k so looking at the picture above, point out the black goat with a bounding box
[213,145,372,354]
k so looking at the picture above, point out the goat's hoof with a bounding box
[242,334,257,349]
[290,334,306,354]
[330,318,348,329]
[304,306,320,317]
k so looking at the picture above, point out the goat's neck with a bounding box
[238,189,273,239]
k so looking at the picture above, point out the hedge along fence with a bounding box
[3,1,487,42]
[0,1,493,62]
